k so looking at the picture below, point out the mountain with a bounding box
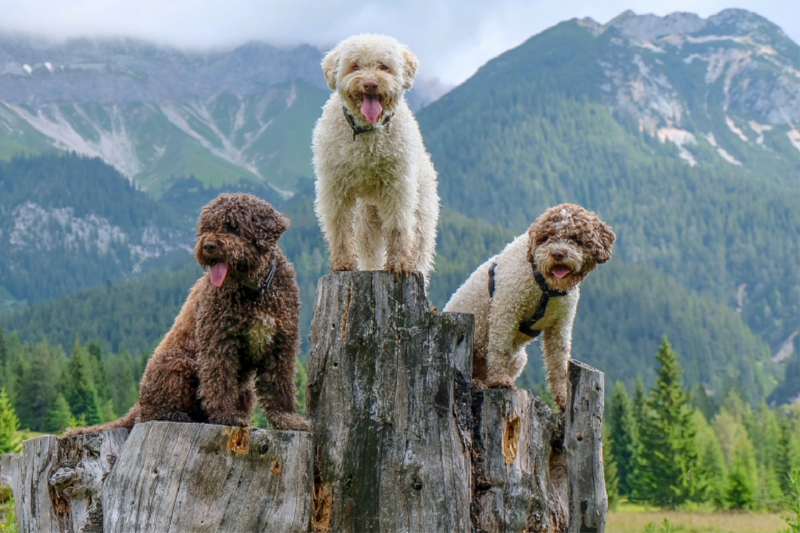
[418,9,799,367]
[0,35,442,195]
[0,36,330,194]
[0,152,191,308]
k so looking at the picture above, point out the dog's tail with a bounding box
[63,403,141,437]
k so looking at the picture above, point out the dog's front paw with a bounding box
[208,413,250,427]
[330,256,357,271]
[484,376,515,389]
[269,412,314,432]
[157,410,192,423]
[385,257,416,277]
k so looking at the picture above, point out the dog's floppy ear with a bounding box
[401,47,419,90]
[254,207,290,251]
[592,219,616,264]
[322,45,341,90]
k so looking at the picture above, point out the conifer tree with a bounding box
[636,337,703,507]
[44,394,73,433]
[607,381,638,496]
[15,342,62,431]
[63,341,103,426]
[604,427,620,510]
[0,388,20,454]
[726,434,758,509]
[694,411,727,507]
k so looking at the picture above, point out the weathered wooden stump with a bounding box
[13,429,128,533]
[471,388,567,532]
[308,271,606,533]
[564,360,607,533]
[308,272,474,532]
[0,453,21,490]
[102,421,313,533]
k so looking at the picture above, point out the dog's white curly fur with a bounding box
[444,204,615,409]
[312,34,439,285]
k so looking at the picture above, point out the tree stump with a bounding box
[470,388,567,532]
[564,360,607,533]
[0,453,21,490]
[12,429,128,533]
[308,272,474,532]
[102,421,313,533]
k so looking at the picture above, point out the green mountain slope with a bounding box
[418,15,799,356]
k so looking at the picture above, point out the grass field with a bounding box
[607,506,788,533]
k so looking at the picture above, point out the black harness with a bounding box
[342,107,394,141]
[240,263,277,297]
[488,261,568,338]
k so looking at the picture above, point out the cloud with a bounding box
[1,0,797,85]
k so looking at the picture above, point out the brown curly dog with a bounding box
[443,203,615,408]
[67,193,311,435]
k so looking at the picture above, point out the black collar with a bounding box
[240,263,277,296]
[342,107,394,141]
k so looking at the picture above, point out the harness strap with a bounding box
[487,261,568,338]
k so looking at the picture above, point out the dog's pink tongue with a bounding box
[552,266,571,279]
[361,95,382,123]
[210,262,229,287]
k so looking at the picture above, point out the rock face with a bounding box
[583,9,800,168]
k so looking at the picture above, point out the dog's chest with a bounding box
[248,313,278,351]
[520,291,572,331]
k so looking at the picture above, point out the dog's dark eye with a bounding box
[352,64,360,71]
[538,236,549,245]
[378,64,390,71]
[226,223,239,236]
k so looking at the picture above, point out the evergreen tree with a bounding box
[15,342,63,431]
[694,411,727,507]
[726,434,758,509]
[604,427,620,510]
[106,350,139,417]
[607,381,638,496]
[44,394,73,433]
[86,338,111,404]
[62,341,103,426]
[0,388,20,454]
[690,383,716,422]
[636,337,703,507]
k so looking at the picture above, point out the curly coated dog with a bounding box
[67,193,311,435]
[312,34,439,287]
[443,204,615,409]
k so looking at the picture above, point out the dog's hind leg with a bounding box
[354,202,385,270]
[138,347,199,423]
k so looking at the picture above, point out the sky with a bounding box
[1,0,798,87]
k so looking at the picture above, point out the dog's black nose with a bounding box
[551,250,566,261]
[203,241,217,253]
[362,78,378,92]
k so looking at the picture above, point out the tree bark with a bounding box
[12,429,128,533]
[0,453,20,490]
[307,272,474,533]
[565,360,607,533]
[470,388,568,532]
[102,421,312,533]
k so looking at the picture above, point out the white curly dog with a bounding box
[444,204,615,408]
[312,34,439,286]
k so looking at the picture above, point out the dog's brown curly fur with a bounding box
[66,193,311,435]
